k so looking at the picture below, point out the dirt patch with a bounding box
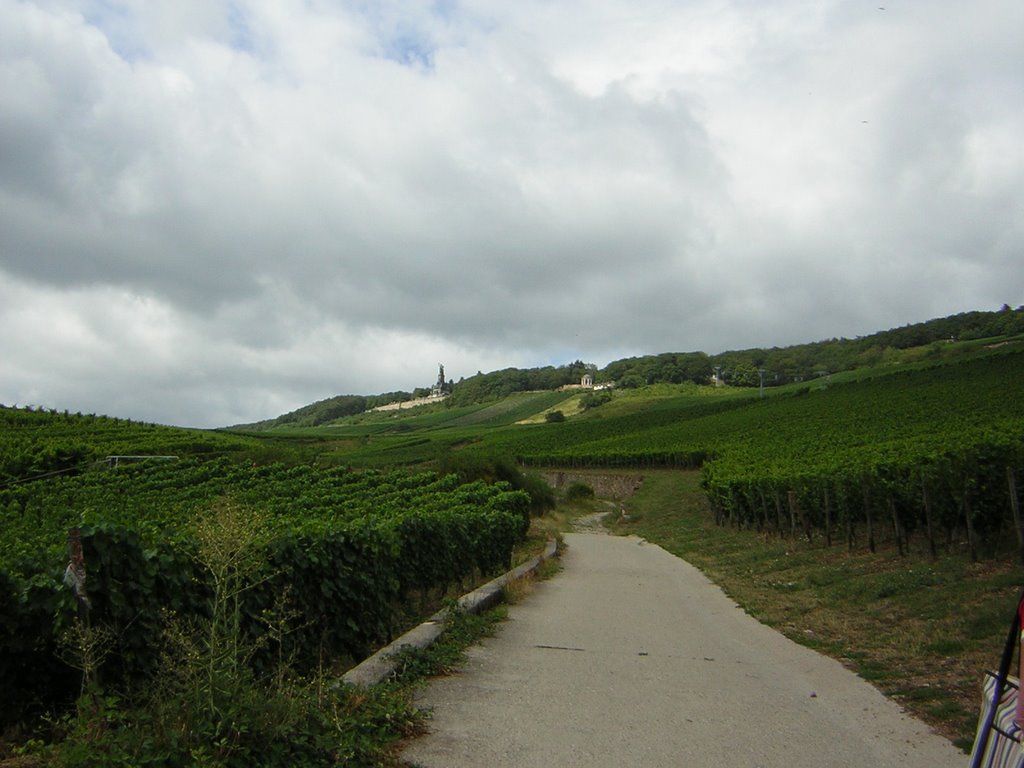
[571,508,615,533]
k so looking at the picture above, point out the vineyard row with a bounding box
[0,461,530,727]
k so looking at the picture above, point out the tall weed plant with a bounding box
[35,500,418,767]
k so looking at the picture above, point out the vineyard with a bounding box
[0,454,530,727]
[0,407,266,485]
[697,352,1024,559]
[227,344,1024,562]
[504,349,1024,559]
[287,346,1024,560]
[4,334,1024,758]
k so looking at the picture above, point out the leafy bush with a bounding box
[516,472,556,516]
[565,482,595,502]
[437,452,553,516]
[578,392,612,411]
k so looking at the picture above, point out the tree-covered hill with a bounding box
[235,391,419,430]
[598,305,1024,389]
[242,305,1024,428]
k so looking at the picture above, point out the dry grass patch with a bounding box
[502,570,538,604]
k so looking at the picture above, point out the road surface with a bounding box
[401,532,965,767]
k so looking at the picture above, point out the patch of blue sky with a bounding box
[430,0,458,22]
[80,0,151,62]
[226,1,258,54]
[348,0,464,71]
[383,30,435,69]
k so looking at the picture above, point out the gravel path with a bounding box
[570,509,615,533]
[401,532,965,768]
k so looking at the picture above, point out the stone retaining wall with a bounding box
[538,471,644,499]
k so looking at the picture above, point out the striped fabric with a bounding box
[970,672,1024,768]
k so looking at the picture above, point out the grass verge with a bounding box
[3,602,516,768]
[390,605,508,685]
[606,470,1022,752]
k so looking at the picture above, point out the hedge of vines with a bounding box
[0,460,530,727]
[511,348,1024,559]
[697,351,1024,559]
[701,430,1024,559]
[0,405,262,484]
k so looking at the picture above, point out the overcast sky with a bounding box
[2,0,1022,427]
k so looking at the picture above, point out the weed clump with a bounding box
[21,501,422,768]
[390,605,506,683]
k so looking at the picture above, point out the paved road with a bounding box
[401,532,966,768]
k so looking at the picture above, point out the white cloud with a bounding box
[1,0,1022,426]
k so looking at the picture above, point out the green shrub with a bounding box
[578,392,612,411]
[565,482,595,502]
[437,453,554,516]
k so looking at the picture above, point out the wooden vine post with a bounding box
[758,488,769,534]
[962,489,979,563]
[1007,467,1024,565]
[65,527,90,623]
[843,483,856,552]
[823,483,833,548]
[920,471,937,560]
[888,496,904,557]
[861,482,876,554]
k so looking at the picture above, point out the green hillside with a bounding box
[285,342,1016,467]
[237,306,1024,429]
[0,407,268,486]
[239,339,1024,560]
[3,310,1024,761]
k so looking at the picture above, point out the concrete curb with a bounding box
[342,538,559,687]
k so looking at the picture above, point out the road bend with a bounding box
[401,532,965,768]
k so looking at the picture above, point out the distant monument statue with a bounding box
[432,363,449,398]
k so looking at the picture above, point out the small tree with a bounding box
[579,392,612,410]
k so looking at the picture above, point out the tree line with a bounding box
[241,305,1024,425]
